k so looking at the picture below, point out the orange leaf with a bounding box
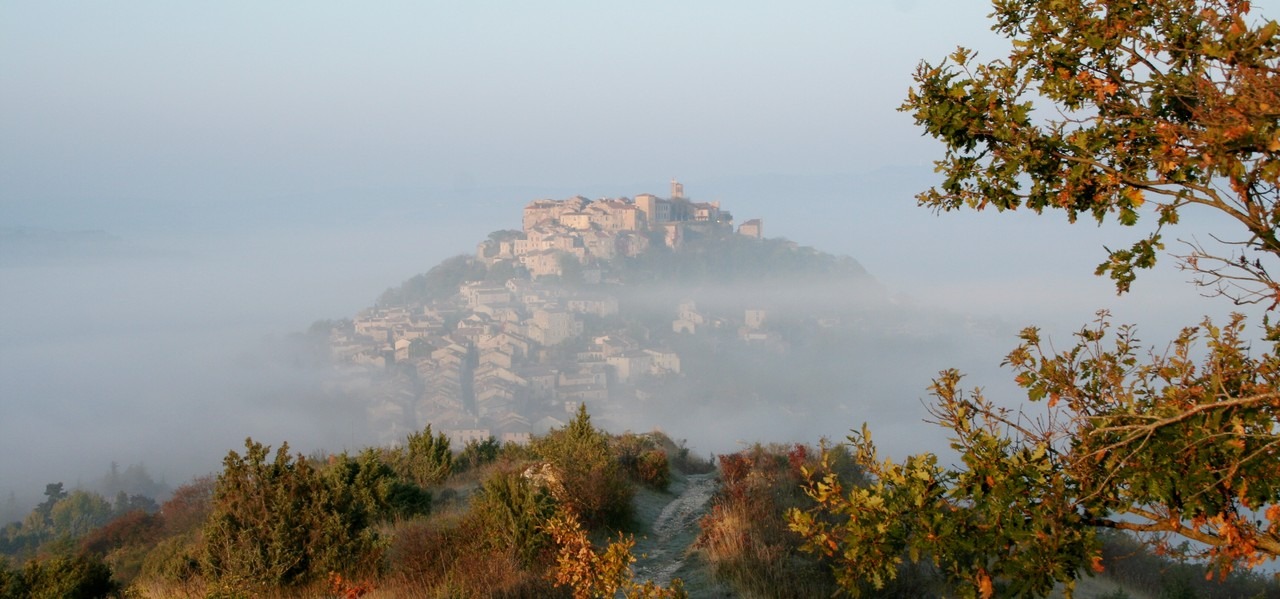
[977,569,995,599]
[1123,186,1144,208]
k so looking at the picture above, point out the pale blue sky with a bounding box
[1,1,999,215]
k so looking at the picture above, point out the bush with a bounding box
[77,509,164,584]
[635,450,671,491]
[138,535,202,591]
[396,425,453,487]
[383,511,563,598]
[544,509,686,599]
[697,443,862,598]
[158,476,214,537]
[662,436,716,476]
[530,405,633,529]
[470,468,557,568]
[455,437,501,473]
[614,433,672,491]
[1095,531,1280,599]
[133,478,213,594]
[0,559,26,599]
[200,439,407,592]
[17,555,118,599]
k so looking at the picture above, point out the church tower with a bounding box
[670,178,685,199]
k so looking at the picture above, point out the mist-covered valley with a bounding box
[1,215,481,510]
[2,172,1239,521]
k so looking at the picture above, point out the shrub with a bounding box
[396,425,453,487]
[200,439,406,593]
[614,433,672,491]
[135,477,213,593]
[77,509,164,584]
[382,479,434,520]
[0,559,26,599]
[470,468,556,568]
[544,509,686,599]
[158,476,214,536]
[1095,531,1280,599]
[79,510,162,556]
[200,440,320,591]
[530,405,633,528]
[655,433,716,476]
[454,436,501,473]
[497,440,536,462]
[635,450,671,491]
[697,443,857,598]
[138,535,202,591]
[383,511,562,598]
[18,555,118,599]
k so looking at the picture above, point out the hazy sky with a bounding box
[3,2,1276,498]
[3,0,1244,319]
[1,2,995,216]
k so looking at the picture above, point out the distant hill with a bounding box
[0,227,168,266]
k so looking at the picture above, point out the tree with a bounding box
[902,0,1280,305]
[47,491,112,541]
[33,484,66,528]
[378,254,486,306]
[790,1,1280,597]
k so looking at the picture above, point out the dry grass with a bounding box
[376,503,564,599]
[695,444,840,599]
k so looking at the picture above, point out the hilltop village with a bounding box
[324,181,772,447]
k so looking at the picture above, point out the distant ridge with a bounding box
[0,227,177,266]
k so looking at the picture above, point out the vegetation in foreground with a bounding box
[0,406,699,598]
[5,413,1279,598]
[786,0,1280,597]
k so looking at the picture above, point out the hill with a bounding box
[312,189,902,454]
[0,228,169,266]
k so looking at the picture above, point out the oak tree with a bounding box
[790,1,1280,597]
[907,0,1280,304]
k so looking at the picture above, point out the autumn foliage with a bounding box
[791,0,1280,596]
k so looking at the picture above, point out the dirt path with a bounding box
[632,471,720,587]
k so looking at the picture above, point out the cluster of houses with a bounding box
[328,182,765,448]
[476,179,762,279]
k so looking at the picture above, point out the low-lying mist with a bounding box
[591,273,1019,459]
[0,219,482,509]
[2,173,1248,516]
